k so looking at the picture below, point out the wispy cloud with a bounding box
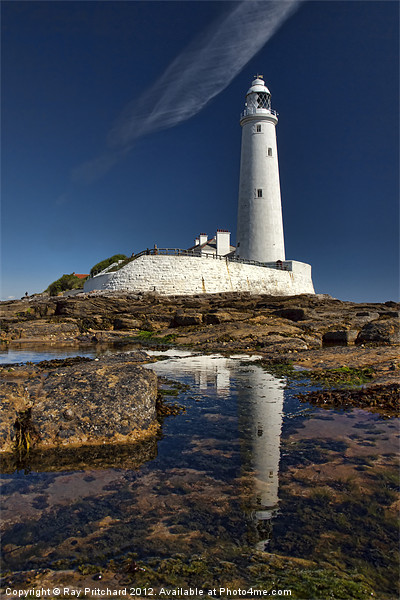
[73,0,302,182]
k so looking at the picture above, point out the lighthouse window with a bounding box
[256,92,271,109]
[256,124,262,132]
[268,147,273,156]
[257,189,263,198]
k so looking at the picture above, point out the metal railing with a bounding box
[128,248,290,270]
[240,107,278,120]
[88,248,290,278]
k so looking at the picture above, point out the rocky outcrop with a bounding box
[356,318,400,345]
[172,311,203,327]
[323,330,359,345]
[272,307,308,322]
[1,293,399,353]
[0,352,158,455]
[6,320,80,341]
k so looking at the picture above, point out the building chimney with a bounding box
[194,237,200,246]
[199,233,208,246]
[216,230,231,256]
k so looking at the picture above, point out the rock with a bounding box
[113,316,143,330]
[0,382,31,454]
[257,336,309,352]
[351,312,381,327]
[203,311,233,325]
[0,353,158,453]
[356,318,400,345]
[1,293,399,355]
[272,308,308,322]
[297,383,400,417]
[323,330,359,345]
[172,311,203,327]
[7,320,80,340]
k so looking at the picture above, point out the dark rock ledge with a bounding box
[0,352,158,458]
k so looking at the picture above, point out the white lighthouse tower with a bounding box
[236,76,285,263]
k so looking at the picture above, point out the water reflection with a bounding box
[149,352,285,547]
[0,346,98,364]
[148,352,262,397]
[1,349,398,595]
[235,366,284,537]
[1,436,159,475]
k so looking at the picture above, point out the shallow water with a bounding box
[0,346,100,364]
[0,349,398,597]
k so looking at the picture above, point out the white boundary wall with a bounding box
[84,255,314,296]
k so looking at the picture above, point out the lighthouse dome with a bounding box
[246,77,271,96]
[243,76,272,113]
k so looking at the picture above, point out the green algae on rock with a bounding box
[296,383,400,417]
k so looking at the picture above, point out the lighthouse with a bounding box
[85,75,315,296]
[235,76,285,263]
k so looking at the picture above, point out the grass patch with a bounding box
[46,273,87,296]
[107,256,135,272]
[89,254,127,277]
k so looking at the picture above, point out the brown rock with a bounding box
[356,318,400,345]
[203,311,233,325]
[257,336,309,352]
[7,320,80,340]
[172,311,203,327]
[272,307,308,322]
[33,354,158,448]
[0,382,31,453]
[113,316,143,330]
[322,330,359,345]
[0,353,158,454]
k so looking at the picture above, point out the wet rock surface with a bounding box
[0,352,158,455]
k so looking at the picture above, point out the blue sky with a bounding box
[1,0,399,302]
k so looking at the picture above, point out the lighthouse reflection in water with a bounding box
[148,352,284,548]
[236,364,284,550]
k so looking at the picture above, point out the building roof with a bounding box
[187,237,235,253]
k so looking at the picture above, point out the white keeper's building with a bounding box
[84,77,314,296]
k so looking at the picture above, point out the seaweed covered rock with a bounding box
[296,383,399,417]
